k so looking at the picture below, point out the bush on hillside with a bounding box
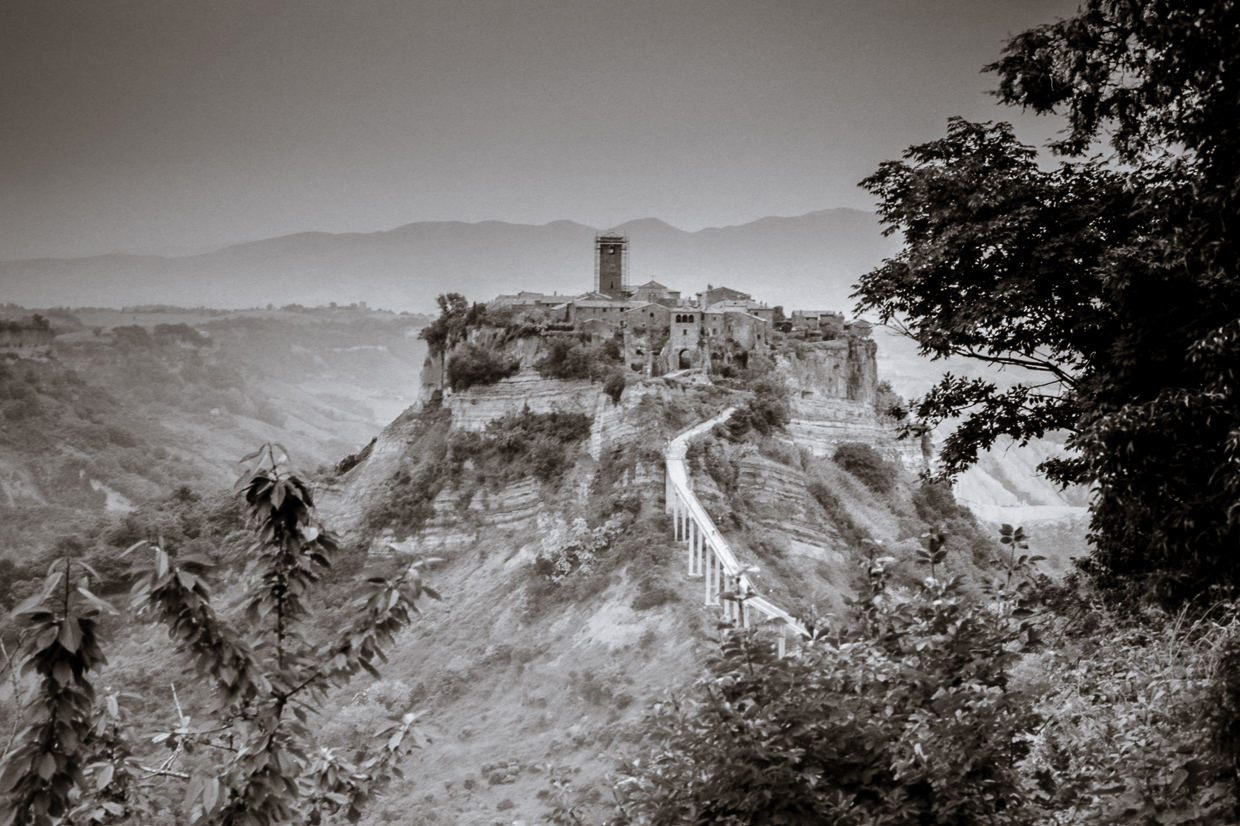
[447,342,521,392]
[727,376,791,438]
[614,550,1044,825]
[833,442,898,494]
[536,337,593,380]
[603,370,626,404]
[614,543,1240,825]
[873,379,906,422]
[535,335,625,383]
[450,408,593,486]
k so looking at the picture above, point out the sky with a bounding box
[1,0,1083,261]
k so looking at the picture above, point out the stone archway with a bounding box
[678,349,692,370]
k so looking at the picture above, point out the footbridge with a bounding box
[665,408,808,652]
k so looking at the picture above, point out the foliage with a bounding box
[332,437,376,477]
[533,515,629,583]
[534,336,627,400]
[0,443,438,825]
[1014,600,1239,825]
[685,436,737,497]
[367,408,593,540]
[445,342,521,392]
[613,536,1045,826]
[419,294,542,361]
[450,408,593,486]
[614,520,1240,825]
[832,442,897,494]
[526,512,671,618]
[854,2,1240,603]
[0,316,50,334]
[602,371,626,405]
[151,324,210,348]
[535,338,593,381]
[725,376,790,438]
[873,379,905,422]
[417,293,470,358]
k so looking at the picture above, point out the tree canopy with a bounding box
[854,0,1240,603]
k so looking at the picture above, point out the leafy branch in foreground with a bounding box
[613,529,1046,826]
[0,442,438,825]
[613,527,1240,825]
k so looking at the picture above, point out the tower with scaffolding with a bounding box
[594,233,630,299]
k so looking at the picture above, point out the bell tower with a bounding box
[595,234,629,299]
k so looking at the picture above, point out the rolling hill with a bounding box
[0,209,898,315]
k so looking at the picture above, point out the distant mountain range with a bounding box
[0,209,899,314]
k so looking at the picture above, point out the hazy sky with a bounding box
[1,0,1081,261]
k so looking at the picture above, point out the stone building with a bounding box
[491,291,563,308]
[791,309,845,336]
[668,310,704,370]
[487,235,865,380]
[630,280,681,306]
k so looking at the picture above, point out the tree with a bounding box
[416,293,470,357]
[854,1,1240,603]
[0,443,437,825]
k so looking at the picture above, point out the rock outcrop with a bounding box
[776,343,926,472]
[445,369,601,432]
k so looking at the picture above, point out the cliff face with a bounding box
[778,338,877,405]
[776,341,926,472]
[446,370,601,432]
[319,355,689,553]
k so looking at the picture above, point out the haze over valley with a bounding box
[0,208,895,315]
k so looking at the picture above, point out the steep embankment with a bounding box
[299,332,1014,824]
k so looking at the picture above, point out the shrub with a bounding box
[614,554,1044,826]
[461,408,593,486]
[728,376,791,438]
[603,370,626,404]
[873,379,906,421]
[631,584,678,612]
[535,336,626,384]
[447,342,520,391]
[536,337,593,380]
[832,442,898,494]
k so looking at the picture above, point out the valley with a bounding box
[0,303,429,553]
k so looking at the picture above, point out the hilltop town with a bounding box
[491,233,872,378]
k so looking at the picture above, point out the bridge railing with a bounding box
[665,409,808,646]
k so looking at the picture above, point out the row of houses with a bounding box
[488,233,870,375]
[495,284,869,377]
